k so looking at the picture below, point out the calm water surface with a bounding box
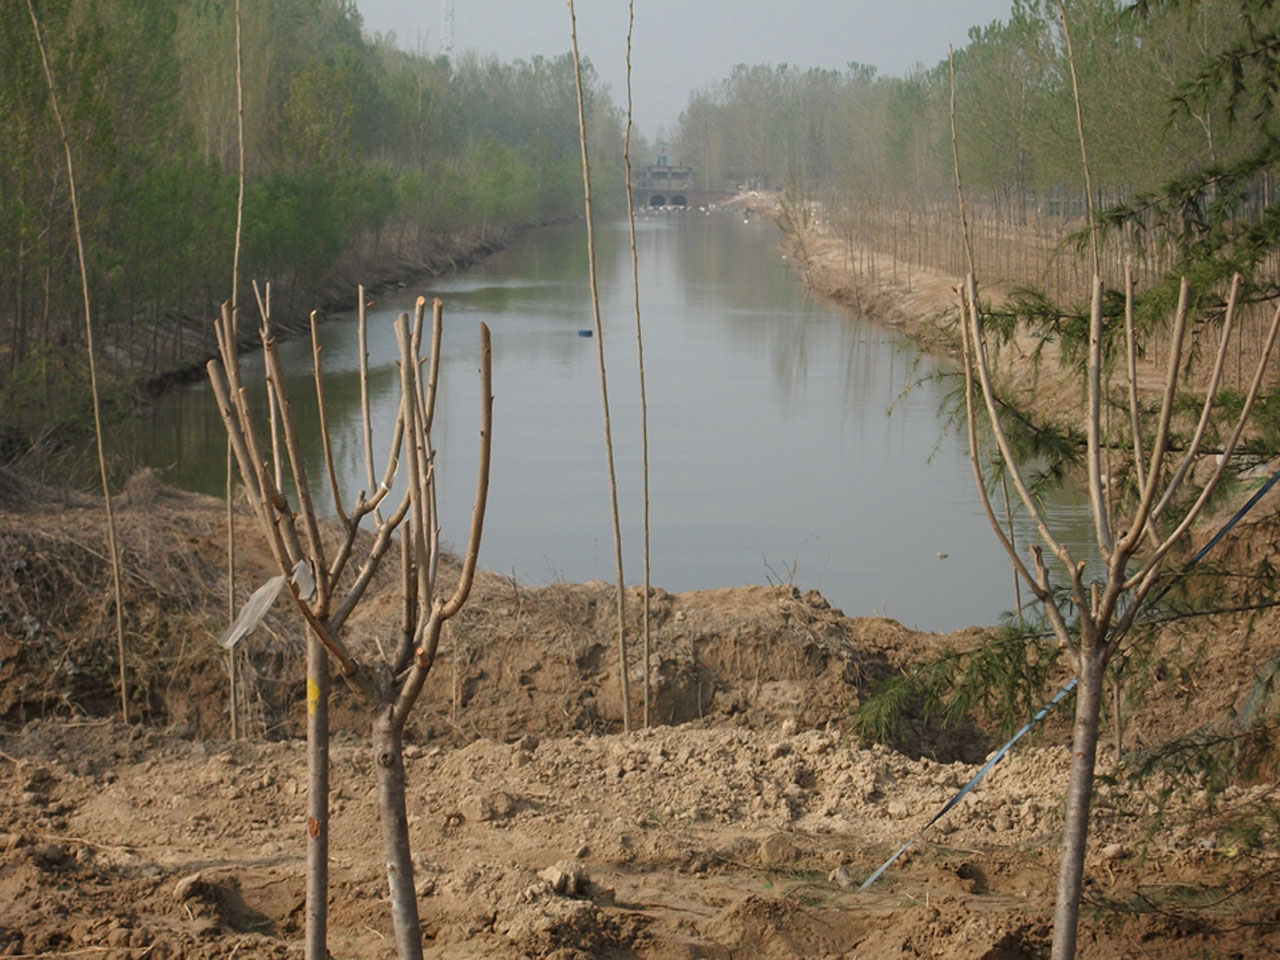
[128,214,1093,631]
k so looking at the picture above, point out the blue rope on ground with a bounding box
[858,679,1076,892]
[858,466,1280,892]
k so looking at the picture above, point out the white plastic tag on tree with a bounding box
[290,558,316,602]
[218,575,287,649]
[218,560,316,649]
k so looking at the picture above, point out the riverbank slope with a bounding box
[775,210,1094,425]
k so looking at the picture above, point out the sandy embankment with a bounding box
[770,207,1091,427]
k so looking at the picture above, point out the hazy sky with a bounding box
[356,1,1016,137]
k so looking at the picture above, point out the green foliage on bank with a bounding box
[0,0,623,458]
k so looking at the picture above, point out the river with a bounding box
[126,213,1094,632]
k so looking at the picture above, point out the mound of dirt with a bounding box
[2,475,1279,958]
[0,475,946,753]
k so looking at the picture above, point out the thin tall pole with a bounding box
[623,0,653,728]
[226,0,248,741]
[26,0,129,725]
[567,0,631,732]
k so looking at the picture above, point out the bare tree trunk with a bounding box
[374,710,423,960]
[306,634,330,960]
[1051,652,1105,960]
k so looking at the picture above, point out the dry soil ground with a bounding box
[1,471,1278,958]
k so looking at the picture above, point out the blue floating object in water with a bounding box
[578,329,593,337]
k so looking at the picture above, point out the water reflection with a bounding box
[124,214,1096,631]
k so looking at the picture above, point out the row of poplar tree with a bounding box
[0,0,625,456]
[672,0,1263,214]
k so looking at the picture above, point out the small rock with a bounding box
[490,792,518,818]
[459,795,494,822]
[828,865,854,888]
[758,833,800,866]
[106,927,131,948]
[886,799,910,820]
[173,872,204,902]
[403,744,424,760]
[1101,843,1128,861]
[32,843,66,867]
[538,860,588,896]
[780,719,799,738]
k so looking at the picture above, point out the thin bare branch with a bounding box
[964,275,1073,567]
[311,310,349,528]
[395,313,433,661]
[359,284,376,496]
[255,280,285,491]
[1124,265,1145,494]
[440,322,493,620]
[948,46,977,276]
[330,487,413,632]
[1085,277,1114,559]
[391,322,492,729]
[264,339,330,602]
[1055,0,1100,274]
[1124,296,1280,589]
[207,360,276,549]
[1150,274,1241,523]
[959,287,1040,592]
[424,299,444,435]
[1118,279,1191,554]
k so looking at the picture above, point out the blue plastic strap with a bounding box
[1151,467,1280,606]
[860,465,1280,893]
[859,677,1078,892]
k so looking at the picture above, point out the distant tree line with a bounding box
[672,0,1265,217]
[0,0,623,458]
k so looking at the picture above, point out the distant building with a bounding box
[633,142,695,206]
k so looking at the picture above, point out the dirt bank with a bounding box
[776,214,1103,430]
[136,225,516,398]
[2,474,1278,957]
